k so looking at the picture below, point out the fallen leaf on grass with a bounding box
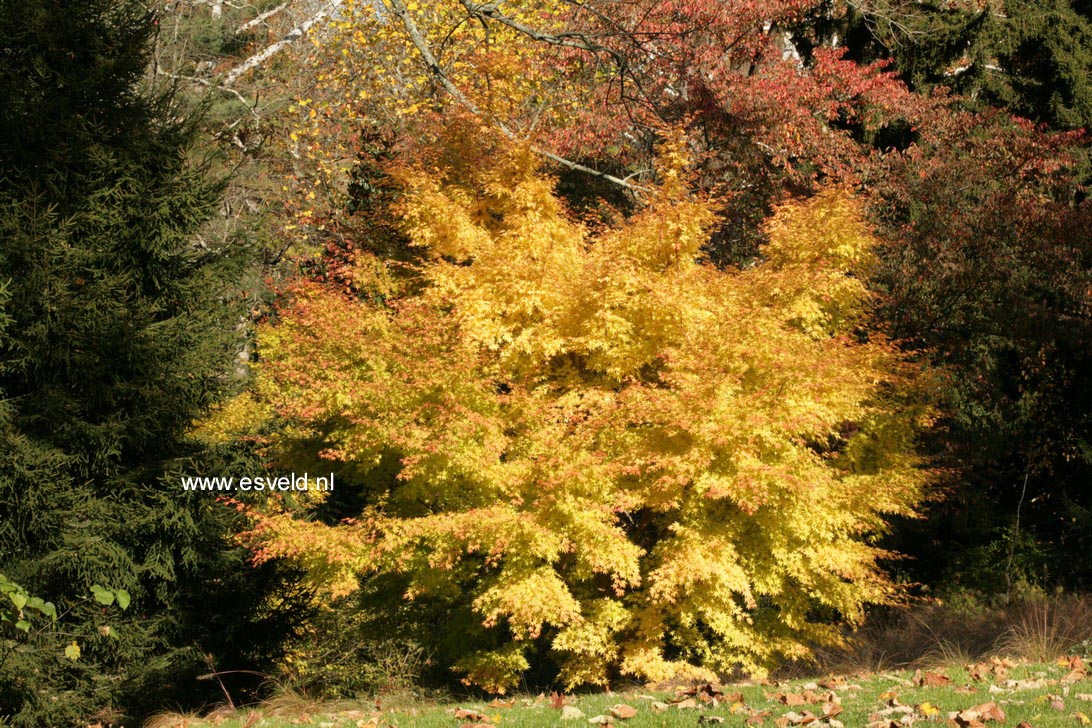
[453,709,488,722]
[770,690,837,706]
[588,715,612,725]
[698,717,726,724]
[774,710,818,727]
[915,670,951,687]
[1062,656,1087,671]
[609,704,637,720]
[487,698,515,709]
[746,710,773,725]
[954,686,979,695]
[1075,711,1091,725]
[650,701,670,712]
[561,706,585,720]
[916,702,940,717]
[550,692,569,710]
[771,692,807,707]
[949,702,1006,726]
[1005,678,1052,690]
[673,697,698,709]
[869,705,913,720]
[969,658,1018,682]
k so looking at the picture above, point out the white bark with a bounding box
[235,2,291,36]
[222,0,345,86]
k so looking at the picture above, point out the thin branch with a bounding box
[235,1,291,36]
[157,68,261,117]
[383,0,645,192]
[222,0,345,86]
[458,0,625,64]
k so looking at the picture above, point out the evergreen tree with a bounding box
[804,0,1092,131]
[0,1,301,723]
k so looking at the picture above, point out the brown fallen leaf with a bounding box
[1064,656,1087,671]
[955,685,979,694]
[819,676,847,690]
[487,698,515,709]
[916,670,951,687]
[1052,698,1067,711]
[771,692,808,707]
[609,704,637,720]
[746,709,773,725]
[588,716,613,725]
[550,692,569,710]
[453,708,488,722]
[1075,711,1092,726]
[969,657,1017,682]
[1016,723,1034,728]
[774,710,818,727]
[1064,669,1088,684]
[673,697,698,710]
[460,724,493,728]
[650,701,670,712]
[977,702,1007,722]
[953,702,1005,724]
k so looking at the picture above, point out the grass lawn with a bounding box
[153,656,1092,728]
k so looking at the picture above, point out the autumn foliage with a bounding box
[237,132,929,691]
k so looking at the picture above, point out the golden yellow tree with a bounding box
[234,133,928,691]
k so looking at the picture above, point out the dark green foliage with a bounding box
[867,111,1092,591]
[0,1,301,723]
[803,0,1092,131]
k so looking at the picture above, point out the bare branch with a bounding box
[457,0,625,64]
[157,68,261,117]
[222,0,345,86]
[235,1,291,36]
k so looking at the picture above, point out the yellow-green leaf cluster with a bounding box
[246,139,929,690]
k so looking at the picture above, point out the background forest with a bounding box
[1,0,1091,725]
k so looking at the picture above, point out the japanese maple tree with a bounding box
[232,130,930,690]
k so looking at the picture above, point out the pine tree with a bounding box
[0,1,293,723]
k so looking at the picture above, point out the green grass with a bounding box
[151,658,1092,727]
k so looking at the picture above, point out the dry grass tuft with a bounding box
[800,594,1092,677]
[143,711,204,728]
[999,595,1092,662]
